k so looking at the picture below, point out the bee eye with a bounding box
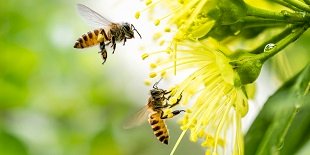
[124,24,130,31]
[151,90,160,95]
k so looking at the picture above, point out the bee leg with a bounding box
[99,42,106,55]
[99,42,107,64]
[168,93,183,108]
[105,41,111,46]
[163,91,172,102]
[160,110,185,119]
[154,104,168,110]
[171,110,185,116]
[164,90,172,95]
[123,38,127,46]
[111,36,116,54]
[100,50,107,65]
[162,103,170,108]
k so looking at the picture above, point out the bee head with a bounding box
[122,23,142,39]
[122,23,134,38]
[150,88,165,98]
[150,78,165,97]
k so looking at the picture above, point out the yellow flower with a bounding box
[136,0,260,154]
[144,38,248,155]
[167,0,216,39]
[136,0,216,40]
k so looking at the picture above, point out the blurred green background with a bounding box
[0,0,203,155]
[1,0,310,155]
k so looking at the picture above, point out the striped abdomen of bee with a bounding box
[148,112,169,145]
[74,28,109,49]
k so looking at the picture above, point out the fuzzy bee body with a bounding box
[74,4,141,64]
[124,79,184,145]
[149,111,169,144]
[74,28,107,48]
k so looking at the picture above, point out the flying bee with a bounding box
[74,4,142,64]
[124,79,184,145]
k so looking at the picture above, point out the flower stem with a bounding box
[242,17,290,28]
[273,0,303,11]
[257,25,309,62]
[284,0,310,12]
[246,4,306,22]
[250,25,298,54]
[246,5,285,20]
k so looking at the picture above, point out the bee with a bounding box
[74,4,142,64]
[124,79,184,145]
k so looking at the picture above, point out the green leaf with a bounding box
[245,64,310,155]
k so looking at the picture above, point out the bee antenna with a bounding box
[131,24,142,39]
[153,78,163,89]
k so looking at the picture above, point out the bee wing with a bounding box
[123,105,150,129]
[77,4,113,28]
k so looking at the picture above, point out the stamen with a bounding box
[150,63,157,69]
[171,0,200,23]
[189,83,226,127]
[173,41,177,75]
[154,19,161,26]
[141,53,149,60]
[144,79,152,86]
[234,113,244,155]
[149,48,210,67]
[190,130,198,142]
[160,70,167,77]
[198,129,205,138]
[172,65,218,97]
[153,32,162,40]
[155,56,211,69]
[201,94,229,126]
[151,61,212,84]
[159,40,166,46]
[178,0,185,4]
[145,0,152,6]
[149,72,157,78]
[135,0,162,19]
[141,50,171,60]
[135,11,141,19]
[157,6,182,23]
[212,105,230,155]
[164,27,171,32]
[170,130,187,155]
